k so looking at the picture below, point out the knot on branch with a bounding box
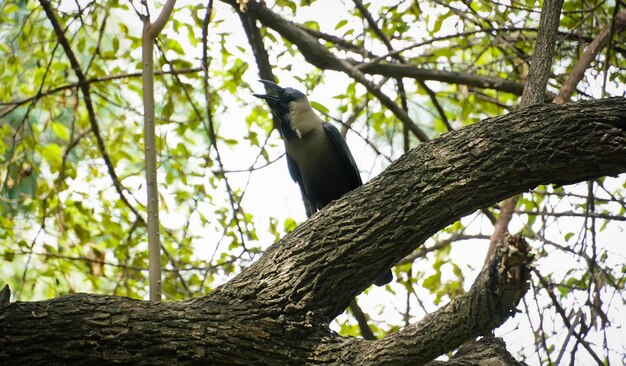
[486,234,533,317]
[498,235,532,279]
[451,335,528,366]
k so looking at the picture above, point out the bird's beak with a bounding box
[259,79,284,94]
[252,79,284,102]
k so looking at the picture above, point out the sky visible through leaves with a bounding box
[0,0,625,364]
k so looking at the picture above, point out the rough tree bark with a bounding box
[1,98,625,365]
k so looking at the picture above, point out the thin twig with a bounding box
[553,10,626,104]
[348,299,376,340]
[201,0,251,255]
[534,269,605,365]
[38,0,145,224]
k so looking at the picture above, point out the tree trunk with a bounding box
[1,98,625,364]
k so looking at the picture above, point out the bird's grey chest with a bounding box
[285,128,338,172]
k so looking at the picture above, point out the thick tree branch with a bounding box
[1,98,625,364]
[215,98,626,321]
[427,335,528,366]
[0,234,532,365]
[520,0,564,107]
[353,235,531,365]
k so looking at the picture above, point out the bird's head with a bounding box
[252,79,308,120]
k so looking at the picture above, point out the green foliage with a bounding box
[0,1,270,301]
[0,1,625,363]
[421,243,465,305]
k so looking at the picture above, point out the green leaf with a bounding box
[284,218,297,232]
[41,143,63,170]
[162,101,174,120]
[422,272,441,291]
[3,249,15,262]
[166,39,184,55]
[310,101,329,114]
[51,122,70,141]
[4,3,19,13]
[303,21,319,31]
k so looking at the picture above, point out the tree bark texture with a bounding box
[520,0,564,106]
[0,235,532,365]
[427,335,529,366]
[1,98,625,364]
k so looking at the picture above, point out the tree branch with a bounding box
[237,10,280,131]
[150,0,177,36]
[427,335,528,366]
[520,0,564,107]
[353,0,450,137]
[38,0,144,224]
[227,0,430,142]
[141,0,178,302]
[485,196,518,265]
[348,299,376,340]
[215,98,626,320]
[553,10,626,104]
[488,0,563,261]
[0,68,202,115]
[1,98,625,364]
[355,62,545,98]
[533,269,605,364]
[353,235,531,365]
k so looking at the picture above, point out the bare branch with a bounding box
[534,269,605,364]
[520,0,564,107]
[150,0,178,36]
[356,62,542,98]
[553,10,626,104]
[485,196,518,265]
[141,0,177,301]
[348,299,376,340]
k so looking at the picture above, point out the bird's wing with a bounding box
[286,152,304,186]
[322,122,363,188]
[286,152,315,214]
